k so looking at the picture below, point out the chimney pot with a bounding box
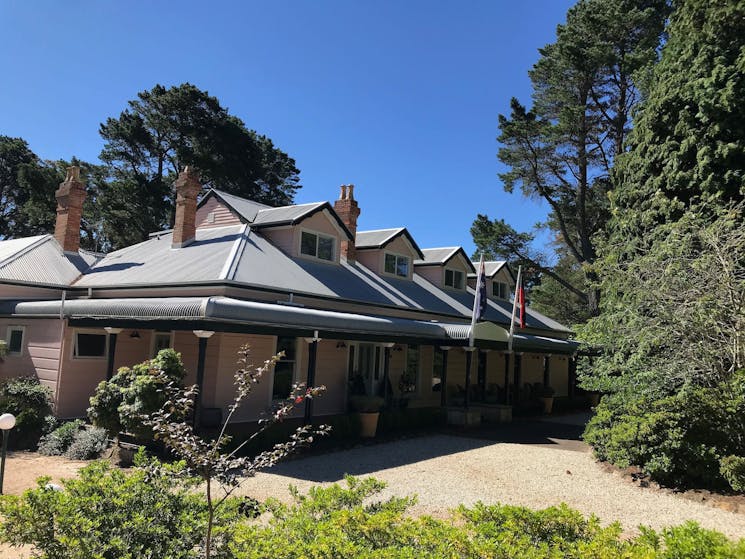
[54,166,87,253]
[172,167,202,248]
[333,183,360,262]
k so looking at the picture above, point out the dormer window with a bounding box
[444,268,464,290]
[384,253,409,278]
[493,281,508,299]
[300,230,335,261]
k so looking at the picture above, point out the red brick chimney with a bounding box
[334,184,360,262]
[172,166,202,248]
[54,166,86,253]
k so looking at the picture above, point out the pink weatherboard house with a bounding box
[0,167,577,426]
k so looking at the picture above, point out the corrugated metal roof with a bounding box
[0,235,47,264]
[356,228,404,248]
[415,247,460,265]
[0,236,88,286]
[210,189,271,222]
[75,226,243,287]
[468,260,508,278]
[0,297,207,319]
[251,202,326,226]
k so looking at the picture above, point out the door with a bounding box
[355,343,383,397]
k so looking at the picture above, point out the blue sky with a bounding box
[0,1,573,256]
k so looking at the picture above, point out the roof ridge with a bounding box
[0,235,53,270]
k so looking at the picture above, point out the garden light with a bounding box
[0,412,16,495]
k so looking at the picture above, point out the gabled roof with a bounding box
[198,189,353,240]
[206,189,271,222]
[414,247,477,273]
[468,260,514,281]
[0,235,102,286]
[355,228,424,259]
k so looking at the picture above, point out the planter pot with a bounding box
[358,412,380,438]
[540,396,554,414]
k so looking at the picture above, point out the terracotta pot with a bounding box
[359,412,380,438]
[540,396,554,414]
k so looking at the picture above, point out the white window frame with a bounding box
[72,328,109,360]
[299,229,336,263]
[5,325,25,356]
[151,331,175,357]
[444,268,465,290]
[383,252,410,278]
[271,336,302,402]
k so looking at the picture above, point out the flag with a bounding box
[468,254,487,347]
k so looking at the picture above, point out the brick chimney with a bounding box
[54,166,87,253]
[334,184,360,262]
[172,166,202,248]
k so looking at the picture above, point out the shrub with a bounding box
[584,371,745,489]
[88,348,186,440]
[720,456,745,492]
[232,476,745,559]
[0,376,53,449]
[0,454,237,559]
[65,426,109,460]
[38,420,84,456]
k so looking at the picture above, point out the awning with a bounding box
[0,296,578,352]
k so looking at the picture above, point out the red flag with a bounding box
[518,281,526,328]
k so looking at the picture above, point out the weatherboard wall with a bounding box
[196,196,242,229]
[0,318,63,399]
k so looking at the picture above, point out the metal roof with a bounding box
[251,202,325,226]
[414,247,476,272]
[355,227,424,259]
[208,190,271,222]
[0,235,94,286]
[468,260,508,278]
[0,295,575,351]
[356,228,404,248]
[75,226,245,287]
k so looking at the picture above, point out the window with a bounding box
[444,268,464,289]
[273,336,297,399]
[5,326,25,356]
[300,231,335,261]
[493,281,508,299]
[74,331,107,359]
[400,345,419,394]
[384,253,409,277]
[152,331,172,357]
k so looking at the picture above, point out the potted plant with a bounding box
[349,395,385,438]
[538,385,555,414]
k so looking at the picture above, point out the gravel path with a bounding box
[236,433,745,539]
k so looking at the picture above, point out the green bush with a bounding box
[0,454,239,559]
[38,420,85,456]
[65,426,108,460]
[88,348,186,440]
[720,456,745,492]
[584,371,745,490]
[0,376,53,449]
[231,476,745,559]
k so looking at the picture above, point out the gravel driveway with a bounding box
[236,418,745,540]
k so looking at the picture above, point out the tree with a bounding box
[0,136,58,239]
[145,345,328,559]
[476,0,669,317]
[98,83,301,248]
[612,0,745,238]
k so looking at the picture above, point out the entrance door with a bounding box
[356,343,383,397]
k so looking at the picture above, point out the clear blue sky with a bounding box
[0,0,573,256]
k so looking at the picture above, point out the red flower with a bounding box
[295,396,303,404]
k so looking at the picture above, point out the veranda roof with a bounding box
[0,297,578,353]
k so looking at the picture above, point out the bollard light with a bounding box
[0,412,16,495]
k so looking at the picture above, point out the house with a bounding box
[0,167,578,425]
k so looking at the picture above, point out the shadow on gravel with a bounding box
[267,414,590,483]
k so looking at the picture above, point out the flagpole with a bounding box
[465,254,486,411]
[508,265,522,353]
